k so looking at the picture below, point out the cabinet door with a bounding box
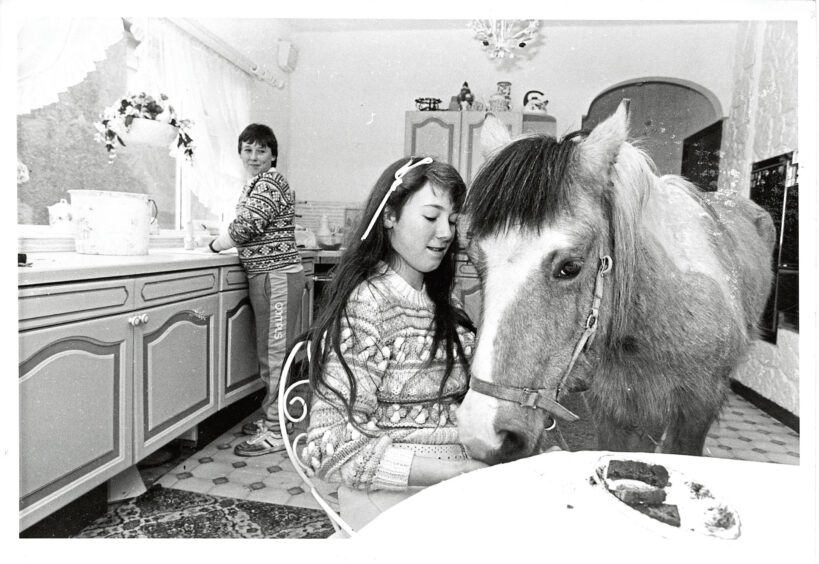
[218,290,261,409]
[460,111,522,185]
[19,314,133,530]
[454,258,483,327]
[134,295,218,460]
[300,274,314,334]
[404,111,461,165]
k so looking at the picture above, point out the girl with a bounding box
[301,156,486,531]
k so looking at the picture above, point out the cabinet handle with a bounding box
[139,314,149,324]
[128,316,142,327]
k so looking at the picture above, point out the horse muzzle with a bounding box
[458,379,580,464]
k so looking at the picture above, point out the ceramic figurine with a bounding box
[523,90,549,114]
[489,81,512,112]
[458,82,475,110]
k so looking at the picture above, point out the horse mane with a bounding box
[601,140,658,344]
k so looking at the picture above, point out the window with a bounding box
[17,18,250,236]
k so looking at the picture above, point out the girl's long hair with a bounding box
[306,156,475,433]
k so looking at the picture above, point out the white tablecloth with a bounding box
[353,451,814,561]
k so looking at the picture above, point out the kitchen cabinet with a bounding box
[454,254,483,327]
[218,288,261,408]
[18,269,221,530]
[134,294,219,460]
[217,265,262,409]
[300,258,315,335]
[18,253,321,530]
[404,111,523,184]
[216,259,314,409]
[19,309,133,531]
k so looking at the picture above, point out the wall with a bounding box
[719,21,800,415]
[285,21,740,204]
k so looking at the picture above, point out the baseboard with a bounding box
[729,380,799,433]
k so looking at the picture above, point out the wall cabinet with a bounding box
[404,111,523,185]
[405,111,557,186]
[454,254,483,327]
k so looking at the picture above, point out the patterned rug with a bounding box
[73,486,334,539]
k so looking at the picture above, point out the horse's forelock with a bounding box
[466,135,580,238]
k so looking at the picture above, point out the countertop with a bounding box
[18,248,344,287]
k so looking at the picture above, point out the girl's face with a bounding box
[240,141,274,177]
[385,181,458,290]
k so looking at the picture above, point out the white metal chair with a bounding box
[277,338,356,536]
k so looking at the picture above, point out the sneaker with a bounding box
[234,428,286,457]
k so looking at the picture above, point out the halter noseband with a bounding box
[469,255,613,425]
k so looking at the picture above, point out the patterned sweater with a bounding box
[227,169,301,273]
[303,263,475,491]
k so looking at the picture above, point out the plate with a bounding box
[590,455,741,540]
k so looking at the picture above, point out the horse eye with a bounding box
[556,260,583,279]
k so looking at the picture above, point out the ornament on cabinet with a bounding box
[489,81,512,112]
[415,97,442,111]
[523,90,549,114]
[458,82,475,110]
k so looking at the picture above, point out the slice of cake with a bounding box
[609,481,667,504]
[630,503,682,527]
[605,459,670,488]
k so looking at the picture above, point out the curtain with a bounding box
[130,18,252,223]
[17,18,124,115]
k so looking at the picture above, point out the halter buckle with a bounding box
[585,311,598,331]
[519,388,541,409]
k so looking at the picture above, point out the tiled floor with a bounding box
[146,389,798,522]
[153,416,340,514]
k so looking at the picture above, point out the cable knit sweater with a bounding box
[303,263,475,492]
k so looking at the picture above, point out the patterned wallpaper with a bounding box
[719,21,799,416]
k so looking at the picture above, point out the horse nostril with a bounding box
[498,430,529,462]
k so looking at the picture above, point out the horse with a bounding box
[456,101,776,464]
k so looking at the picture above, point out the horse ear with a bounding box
[579,99,631,178]
[480,113,512,158]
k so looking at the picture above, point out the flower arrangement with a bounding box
[94,92,195,163]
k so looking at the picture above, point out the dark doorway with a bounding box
[582,79,720,176]
[681,119,724,192]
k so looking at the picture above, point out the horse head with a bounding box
[457,101,647,463]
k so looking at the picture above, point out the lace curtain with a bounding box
[17,18,124,115]
[130,18,252,222]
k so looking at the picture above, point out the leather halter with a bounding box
[469,255,613,425]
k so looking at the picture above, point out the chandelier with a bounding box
[470,19,541,59]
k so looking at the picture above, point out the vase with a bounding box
[489,81,512,112]
[113,119,177,147]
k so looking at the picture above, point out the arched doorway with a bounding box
[582,78,723,184]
